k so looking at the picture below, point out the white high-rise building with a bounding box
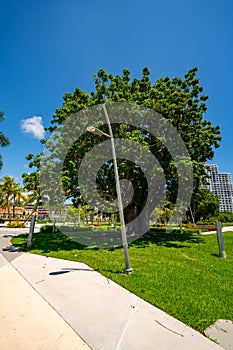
[204,164,233,213]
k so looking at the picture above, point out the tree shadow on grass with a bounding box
[130,232,205,249]
[12,231,88,254]
[12,229,205,254]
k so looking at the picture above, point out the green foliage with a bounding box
[0,176,26,218]
[152,207,173,225]
[27,67,221,228]
[66,206,79,220]
[58,68,220,202]
[22,152,43,218]
[39,224,59,233]
[217,211,233,223]
[190,188,219,223]
[59,225,93,232]
[150,226,204,234]
[7,220,26,228]
[196,221,216,226]
[22,171,41,215]
[36,219,51,224]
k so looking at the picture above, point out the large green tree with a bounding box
[29,67,221,232]
[0,111,10,170]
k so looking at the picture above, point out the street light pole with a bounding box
[86,105,133,274]
[102,104,133,274]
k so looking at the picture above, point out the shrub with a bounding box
[217,211,233,223]
[59,225,93,232]
[196,221,216,225]
[39,224,59,233]
[186,225,216,231]
[7,221,26,228]
[36,219,52,224]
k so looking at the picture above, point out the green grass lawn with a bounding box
[12,229,233,332]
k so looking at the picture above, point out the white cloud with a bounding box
[21,116,45,139]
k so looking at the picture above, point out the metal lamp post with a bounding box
[87,104,133,274]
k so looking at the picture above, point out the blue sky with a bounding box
[0,0,233,183]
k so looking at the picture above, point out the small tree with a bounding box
[66,205,79,223]
[190,188,219,222]
[12,183,27,218]
[22,153,42,219]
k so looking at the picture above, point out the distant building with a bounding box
[204,164,233,213]
[0,204,49,220]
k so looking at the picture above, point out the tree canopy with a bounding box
[29,67,221,232]
[22,152,42,217]
[190,188,220,222]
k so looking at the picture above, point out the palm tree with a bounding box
[0,111,10,170]
[0,190,7,217]
[11,183,27,218]
[0,176,26,219]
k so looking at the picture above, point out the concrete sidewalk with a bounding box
[0,229,228,349]
[8,256,223,349]
[0,254,90,350]
[200,226,233,235]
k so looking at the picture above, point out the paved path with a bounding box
[201,225,233,235]
[0,227,229,349]
[0,228,90,350]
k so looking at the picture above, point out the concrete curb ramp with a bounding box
[205,320,233,350]
[0,254,90,350]
[8,253,223,350]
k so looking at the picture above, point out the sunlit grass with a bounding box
[12,229,233,332]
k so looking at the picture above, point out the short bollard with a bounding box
[216,220,226,259]
[52,217,56,233]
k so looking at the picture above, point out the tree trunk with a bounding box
[13,202,16,218]
[124,201,150,239]
[7,199,10,219]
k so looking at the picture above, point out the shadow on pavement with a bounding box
[2,245,22,253]
[49,267,95,276]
